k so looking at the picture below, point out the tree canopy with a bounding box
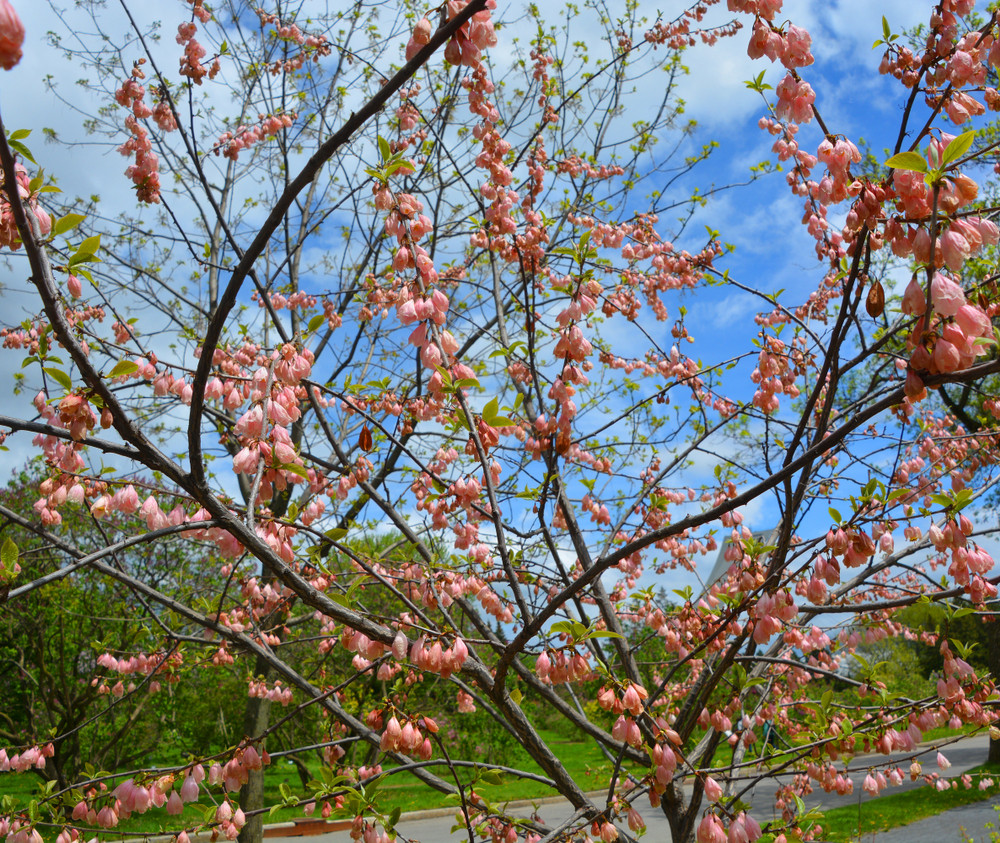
[1,1,1000,842]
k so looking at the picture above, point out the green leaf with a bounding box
[325,527,348,542]
[1,537,18,574]
[377,135,391,164]
[43,367,73,392]
[69,236,102,267]
[307,313,326,334]
[78,234,101,256]
[387,806,401,829]
[9,128,30,141]
[108,360,139,379]
[509,688,522,705]
[550,620,585,640]
[384,159,414,176]
[9,139,35,164]
[480,770,503,786]
[882,15,891,41]
[884,151,927,173]
[482,397,499,424]
[828,507,842,524]
[52,213,86,237]
[279,463,310,479]
[941,129,975,166]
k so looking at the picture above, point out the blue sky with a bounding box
[0,0,982,596]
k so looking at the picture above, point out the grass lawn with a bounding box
[0,728,617,838]
[259,727,618,817]
[1,726,984,840]
[817,763,1000,843]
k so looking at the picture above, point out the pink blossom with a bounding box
[781,25,813,69]
[931,273,967,317]
[939,229,971,271]
[955,304,991,339]
[697,815,727,843]
[932,338,961,373]
[413,17,433,46]
[180,775,199,803]
[0,0,24,70]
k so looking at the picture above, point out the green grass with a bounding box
[817,763,1000,843]
[0,729,616,839]
[258,727,617,817]
[1,727,984,840]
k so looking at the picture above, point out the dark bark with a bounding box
[986,613,1000,763]
[237,654,273,843]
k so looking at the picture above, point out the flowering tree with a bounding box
[2,0,1000,842]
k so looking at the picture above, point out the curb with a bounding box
[117,790,610,841]
[260,790,610,837]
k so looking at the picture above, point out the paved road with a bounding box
[263,734,996,842]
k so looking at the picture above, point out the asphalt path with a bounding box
[263,734,995,843]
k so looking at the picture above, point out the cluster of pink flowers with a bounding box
[596,682,649,716]
[378,713,434,758]
[255,9,332,74]
[404,1,498,67]
[774,74,814,124]
[0,820,43,843]
[248,678,293,705]
[114,63,162,203]
[750,589,797,644]
[729,813,764,843]
[534,647,592,684]
[176,16,219,84]
[213,112,295,161]
[0,743,52,773]
[253,289,317,311]
[208,744,268,793]
[56,393,97,441]
[747,20,812,68]
[409,635,468,678]
[750,335,807,413]
[211,800,247,839]
[902,272,994,393]
[95,649,181,690]
[644,4,741,50]
[349,815,392,843]
[0,161,50,249]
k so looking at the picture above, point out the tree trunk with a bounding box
[986,612,1000,763]
[237,654,273,843]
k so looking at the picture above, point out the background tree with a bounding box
[0,464,248,790]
